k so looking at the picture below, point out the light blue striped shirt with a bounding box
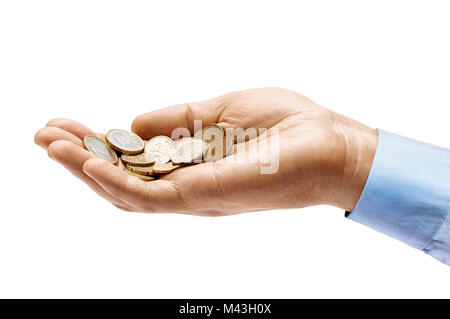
[347,130,450,265]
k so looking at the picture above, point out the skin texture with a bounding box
[34,88,378,215]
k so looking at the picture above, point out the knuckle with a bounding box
[185,102,194,120]
[140,183,158,212]
[167,181,188,209]
[131,116,143,135]
[111,175,130,198]
[184,103,197,132]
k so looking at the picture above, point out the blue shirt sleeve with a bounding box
[347,129,450,265]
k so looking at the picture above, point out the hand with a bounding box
[34,88,377,215]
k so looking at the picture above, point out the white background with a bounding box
[0,0,449,298]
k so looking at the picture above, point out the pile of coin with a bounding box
[82,124,233,181]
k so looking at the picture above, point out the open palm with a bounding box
[35,88,376,215]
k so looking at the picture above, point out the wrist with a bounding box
[328,114,378,211]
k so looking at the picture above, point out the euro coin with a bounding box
[83,135,118,164]
[121,153,156,167]
[124,169,155,181]
[171,138,208,164]
[145,136,174,164]
[194,124,224,142]
[125,165,156,176]
[106,129,144,155]
[152,162,180,174]
[203,136,233,162]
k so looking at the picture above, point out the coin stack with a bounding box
[82,124,233,181]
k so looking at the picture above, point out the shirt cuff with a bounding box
[347,129,450,265]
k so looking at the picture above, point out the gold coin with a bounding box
[124,168,155,181]
[203,136,233,162]
[152,162,180,174]
[106,129,145,155]
[171,138,208,164]
[145,136,175,164]
[194,124,224,142]
[121,153,156,167]
[83,135,118,164]
[125,165,156,176]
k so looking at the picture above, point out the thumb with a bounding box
[131,93,231,140]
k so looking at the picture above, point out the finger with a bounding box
[163,161,263,214]
[47,140,136,210]
[82,158,184,212]
[46,118,95,140]
[35,126,83,149]
[131,93,231,139]
[82,158,150,207]
[160,139,289,216]
[113,204,137,212]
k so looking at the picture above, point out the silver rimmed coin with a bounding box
[83,135,118,164]
[105,129,145,155]
[145,136,175,164]
[194,124,224,143]
[171,138,208,164]
[203,136,233,162]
